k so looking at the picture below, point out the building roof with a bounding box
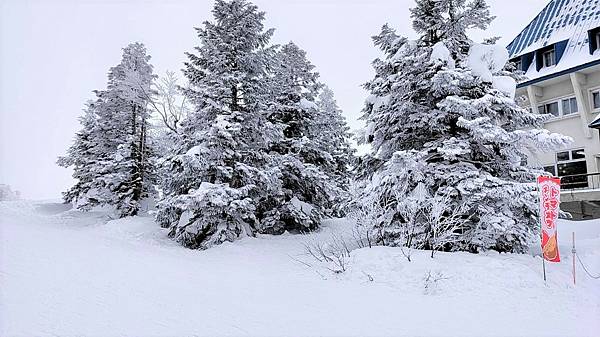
[507,0,600,83]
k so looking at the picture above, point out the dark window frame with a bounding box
[592,90,600,110]
[588,27,600,54]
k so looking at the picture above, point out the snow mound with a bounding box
[430,42,455,69]
[299,98,318,110]
[467,43,516,98]
[467,43,508,82]
[492,75,516,98]
[185,145,204,156]
[290,196,314,215]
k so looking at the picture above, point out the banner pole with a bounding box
[543,253,547,283]
[572,232,576,286]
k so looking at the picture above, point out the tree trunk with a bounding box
[231,85,239,112]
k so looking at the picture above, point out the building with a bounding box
[507,0,600,217]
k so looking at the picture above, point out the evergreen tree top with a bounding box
[410,0,494,58]
[108,43,154,89]
[183,0,275,114]
[361,0,569,165]
[207,0,274,50]
[272,42,322,98]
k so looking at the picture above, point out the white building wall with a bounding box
[517,67,600,175]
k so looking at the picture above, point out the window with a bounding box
[561,97,578,115]
[571,148,586,160]
[592,90,600,110]
[556,151,570,161]
[538,97,579,118]
[544,165,557,176]
[546,102,559,116]
[515,59,522,72]
[542,49,555,67]
[589,27,600,54]
[535,44,562,71]
[549,149,588,189]
[538,101,559,117]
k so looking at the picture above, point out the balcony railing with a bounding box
[560,172,600,191]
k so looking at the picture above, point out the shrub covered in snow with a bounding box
[159,182,258,248]
[0,184,20,201]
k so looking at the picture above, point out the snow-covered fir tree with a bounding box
[261,42,343,233]
[156,0,281,248]
[316,86,354,187]
[57,101,100,208]
[59,43,156,217]
[410,0,494,58]
[356,0,571,253]
[156,1,353,249]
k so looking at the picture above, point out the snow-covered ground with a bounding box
[1,200,599,337]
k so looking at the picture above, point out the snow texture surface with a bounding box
[467,43,516,98]
[467,43,509,82]
[492,76,517,98]
[430,42,455,68]
[1,200,599,337]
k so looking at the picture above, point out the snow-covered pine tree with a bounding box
[59,42,157,216]
[260,42,341,234]
[100,43,156,216]
[316,86,354,186]
[410,0,494,59]
[357,0,571,253]
[156,0,281,248]
[58,101,101,209]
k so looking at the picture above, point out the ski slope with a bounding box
[1,200,599,337]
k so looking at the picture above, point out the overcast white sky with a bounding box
[0,0,549,199]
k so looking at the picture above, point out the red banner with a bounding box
[538,176,561,262]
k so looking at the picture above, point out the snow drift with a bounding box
[1,200,599,337]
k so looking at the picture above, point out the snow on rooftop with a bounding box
[507,0,600,82]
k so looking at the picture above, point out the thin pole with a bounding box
[543,253,547,283]
[572,232,576,286]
